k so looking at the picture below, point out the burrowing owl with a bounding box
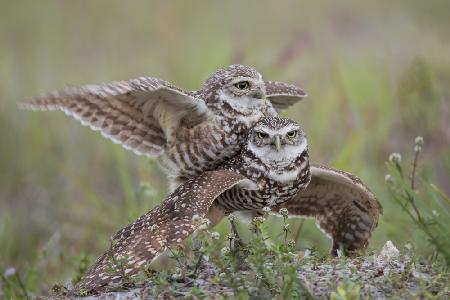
[72,117,382,293]
[21,65,306,189]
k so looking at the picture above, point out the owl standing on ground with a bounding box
[21,64,306,190]
[72,117,382,294]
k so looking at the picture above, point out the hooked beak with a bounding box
[250,90,266,100]
[274,136,282,151]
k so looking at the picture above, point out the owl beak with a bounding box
[250,90,265,100]
[274,136,282,151]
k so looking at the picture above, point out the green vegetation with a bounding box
[386,137,450,266]
[0,0,449,298]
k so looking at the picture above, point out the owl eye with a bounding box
[234,81,250,90]
[256,131,269,139]
[286,130,298,139]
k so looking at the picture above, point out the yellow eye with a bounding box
[287,130,298,139]
[234,81,250,90]
[256,131,269,139]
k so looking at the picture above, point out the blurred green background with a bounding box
[1,0,449,294]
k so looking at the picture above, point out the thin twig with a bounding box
[166,245,185,268]
[293,219,305,243]
[411,149,419,190]
[193,252,203,276]
[408,150,423,223]
[15,273,29,300]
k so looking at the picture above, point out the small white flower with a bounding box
[263,262,273,269]
[415,136,424,146]
[287,239,296,248]
[256,216,265,223]
[384,174,393,183]
[251,216,265,226]
[192,214,202,225]
[210,231,220,240]
[262,206,271,213]
[197,224,208,231]
[220,247,230,256]
[279,208,289,217]
[228,214,236,222]
[389,153,402,164]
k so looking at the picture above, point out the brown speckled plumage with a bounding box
[71,116,382,294]
[72,117,312,294]
[20,65,306,190]
[21,65,382,295]
[73,170,250,294]
[273,164,382,255]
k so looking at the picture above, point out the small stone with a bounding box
[303,249,311,258]
[377,240,400,263]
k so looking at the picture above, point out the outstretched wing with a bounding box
[72,170,250,294]
[20,77,209,156]
[265,80,307,111]
[273,164,382,255]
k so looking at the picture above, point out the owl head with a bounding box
[201,64,269,114]
[246,117,308,167]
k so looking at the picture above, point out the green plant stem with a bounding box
[293,219,305,243]
[408,150,423,223]
[167,245,185,268]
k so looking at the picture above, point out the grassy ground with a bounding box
[0,0,449,298]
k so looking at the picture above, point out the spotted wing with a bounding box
[273,164,382,255]
[20,77,210,156]
[72,170,250,295]
[265,80,307,111]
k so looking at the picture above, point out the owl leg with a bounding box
[229,216,245,255]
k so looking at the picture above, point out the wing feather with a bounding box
[20,77,208,156]
[273,164,382,254]
[72,170,249,294]
[265,80,307,111]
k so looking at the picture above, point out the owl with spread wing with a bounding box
[21,65,306,190]
[72,117,382,294]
